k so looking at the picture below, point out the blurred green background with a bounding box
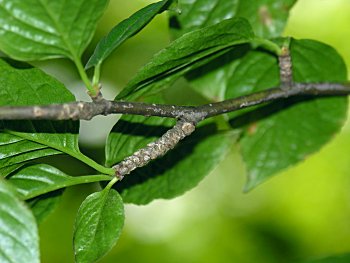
[37,0,350,262]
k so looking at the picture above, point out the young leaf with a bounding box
[0,60,112,175]
[116,17,255,100]
[224,39,348,190]
[86,0,173,69]
[169,0,297,101]
[106,115,233,205]
[0,0,109,61]
[0,179,39,263]
[74,188,124,263]
[8,164,111,200]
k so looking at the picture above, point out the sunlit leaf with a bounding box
[0,179,39,263]
[8,164,111,200]
[86,0,173,69]
[0,0,109,61]
[0,59,109,174]
[74,188,124,263]
[116,18,255,100]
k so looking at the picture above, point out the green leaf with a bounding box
[169,0,296,101]
[116,17,255,100]
[74,188,124,263]
[8,164,112,200]
[106,115,233,205]
[86,0,173,69]
[170,0,296,39]
[0,147,61,177]
[235,0,297,38]
[27,190,63,224]
[224,39,348,190]
[0,0,109,61]
[0,59,113,175]
[0,179,39,263]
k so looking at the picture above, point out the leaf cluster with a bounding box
[0,0,347,262]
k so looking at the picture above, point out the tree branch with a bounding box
[0,82,349,123]
[113,119,196,179]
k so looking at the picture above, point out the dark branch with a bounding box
[0,82,348,124]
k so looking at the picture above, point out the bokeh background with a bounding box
[37,0,350,262]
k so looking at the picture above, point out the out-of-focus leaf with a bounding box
[224,39,348,190]
[235,0,297,38]
[298,254,350,263]
[0,0,108,61]
[171,0,296,40]
[8,164,111,200]
[0,179,39,263]
[74,188,124,263]
[116,18,255,100]
[106,114,233,205]
[169,0,296,101]
[27,190,63,224]
[86,0,173,69]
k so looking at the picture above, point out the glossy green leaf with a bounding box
[8,164,111,200]
[169,0,296,101]
[27,190,63,224]
[0,0,109,61]
[224,39,348,190]
[106,115,233,205]
[116,18,255,100]
[0,179,39,263]
[0,59,112,175]
[0,147,61,177]
[86,0,173,69]
[74,188,124,263]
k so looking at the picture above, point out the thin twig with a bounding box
[0,82,348,123]
[113,119,196,179]
[278,46,293,90]
[1,82,349,179]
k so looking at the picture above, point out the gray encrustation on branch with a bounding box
[1,50,350,178]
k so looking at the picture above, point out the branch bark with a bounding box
[0,82,349,123]
[1,81,349,179]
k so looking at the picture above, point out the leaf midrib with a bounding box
[37,0,79,60]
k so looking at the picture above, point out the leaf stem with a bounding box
[73,57,97,97]
[69,152,116,176]
[92,63,101,88]
[0,83,349,122]
[253,37,282,55]
[105,177,118,190]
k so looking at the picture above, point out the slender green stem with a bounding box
[253,37,283,55]
[282,37,292,51]
[69,151,116,176]
[105,177,118,190]
[92,63,101,88]
[73,56,97,97]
